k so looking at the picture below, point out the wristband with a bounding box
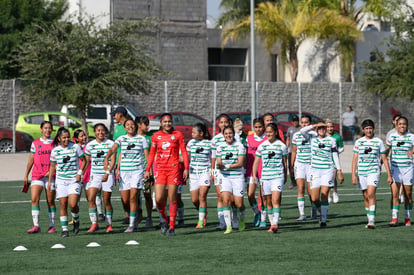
[105,170,111,175]
[224,164,231,170]
[77,169,83,176]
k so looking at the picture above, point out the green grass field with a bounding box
[0,174,412,274]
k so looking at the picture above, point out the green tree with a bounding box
[362,18,414,100]
[0,0,67,79]
[222,0,361,81]
[14,16,163,135]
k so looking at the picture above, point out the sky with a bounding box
[207,0,223,26]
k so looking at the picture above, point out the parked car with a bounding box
[273,111,341,136]
[147,112,213,143]
[0,128,33,153]
[16,112,95,140]
[61,104,138,130]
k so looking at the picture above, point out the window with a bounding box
[88,107,107,119]
[49,115,62,127]
[274,113,290,123]
[182,114,205,126]
[24,115,44,125]
[208,48,247,81]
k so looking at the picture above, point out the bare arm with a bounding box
[23,153,34,185]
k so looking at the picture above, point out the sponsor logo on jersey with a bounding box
[162,142,171,150]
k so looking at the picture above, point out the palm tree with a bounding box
[222,0,361,82]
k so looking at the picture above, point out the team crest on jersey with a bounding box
[38,145,42,149]
[171,135,175,140]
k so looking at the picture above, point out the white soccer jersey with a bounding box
[255,139,287,180]
[386,132,414,168]
[217,141,246,177]
[50,143,84,180]
[353,136,386,176]
[187,139,212,175]
[115,134,149,172]
[211,133,225,159]
[85,138,114,175]
[292,130,316,164]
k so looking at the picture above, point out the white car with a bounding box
[60,104,138,130]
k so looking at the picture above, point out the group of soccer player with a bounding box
[23,108,413,237]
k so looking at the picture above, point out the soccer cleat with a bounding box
[399,195,405,204]
[405,219,411,227]
[98,214,105,222]
[177,219,185,227]
[259,221,267,228]
[47,226,56,233]
[106,225,113,233]
[27,226,41,234]
[333,192,339,204]
[320,222,327,228]
[311,208,318,220]
[124,226,135,233]
[224,226,232,234]
[239,219,246,232]
[73,221,80,235]
[160,222,168,235]
[145,218,153,228]
[288,183,296,189]
[253,212,261,227]
[269,224,278,233]
[167,228,175,237]
[203,211,208,226]
[122,217,129,224]
[196,221,204,229]
[328,196,332,204]
[296,215,307,221]
[365,223,375,229]
[61,230,69,238]
[389,219,398,227]
[87,223,99,233]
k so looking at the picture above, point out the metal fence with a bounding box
[2,80,413,152]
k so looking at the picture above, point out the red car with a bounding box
[273,111,341,136]
[0,128,33,153]
[147,112,213,143]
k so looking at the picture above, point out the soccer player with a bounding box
[216,126,246,234]
[301,122,344,227]
[291,115,314,221]
[286,115,300,189]
[352,119,392,229]
[84,124,116,233]
[23,121,57,234]
[187,123,213,229]
[48,127,87,237]
[136,116,155,228]
[326,119,344,204]
[144,113,189,236]
[246,117,266,227]
[262,113,285,143]
[252,123,287,233]
[112,106,129,223]
[105,119,149,233]
[211,113,232,230]
[386,116,414,226]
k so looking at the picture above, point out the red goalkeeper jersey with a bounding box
[146,130,189,172]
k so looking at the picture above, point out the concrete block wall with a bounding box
[2,80,412,140]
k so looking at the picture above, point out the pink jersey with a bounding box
[31,138,54,180]
[246,133,266,178]
[79,144,91,184]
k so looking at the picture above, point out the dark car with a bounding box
[226,112,253,133]
[147,112,213,143]
[0,128,33,153]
